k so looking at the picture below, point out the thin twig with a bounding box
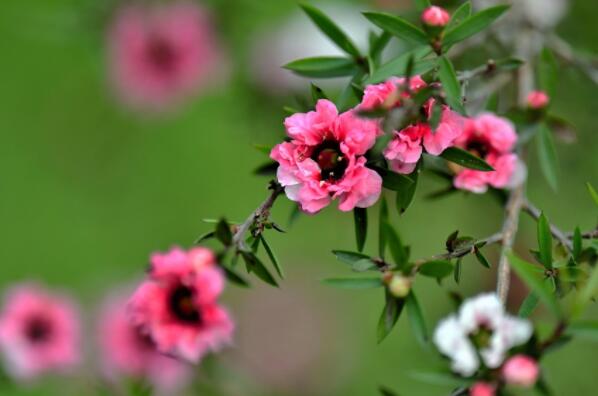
[231,181,284,252]
[566,228,598,240]
[521,200,574,251]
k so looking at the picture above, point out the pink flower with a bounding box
[362,76,464,174]
[527,90,550,109]
[128,247,234,363]
[421,6,451,27]
[502,355,540,387]
[0,284,79,380]
[99,292,190,390]
[107,1,223,111]
[452,113,518,193]
[470,382,496,396]
[271,99,382,213]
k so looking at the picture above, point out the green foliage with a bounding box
[539,47,558,97]
[284,56,358,78]
[354,207,368,252]
[215,218,233,246]
[381,221,409,270]
[377,291,405,343]
[300,3,361,57]
[446,1,472,31]
[537,211,554,268]
[241,251,279,287]
[260,235,284,278]
[418,260,453,279]
[406,291,428,346]
[443,5,510,49]
[363,12,429,47]
[587,182,598,207]
[439,147,494,171]
[537,123,559,191]
[438,56,465,114]
[322,277,383,289]
[365,48,436,84]
[396,164,420,215]
[332,250,378,272]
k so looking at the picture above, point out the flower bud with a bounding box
[527,90,550,109]
[502,355,539,388]
[421,6,451,27]
[387,274,411,298]
[470,382,495,396]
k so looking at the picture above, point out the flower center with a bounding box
[310,140,348,181]
[146,36,177,73]
[466,139,489,159]
[24,316,52,344]
[470,325,493,349]
[169,285,202,324]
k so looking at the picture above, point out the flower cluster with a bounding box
[434,294,540,395]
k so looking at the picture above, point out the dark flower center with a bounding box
[466,139,489,159]
[146,36,177,74]
[469,324,493,349]
[169,285,202,324]
[25,317,52,344]
[310,140,348,181]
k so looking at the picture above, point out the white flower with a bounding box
[433,293,533,377]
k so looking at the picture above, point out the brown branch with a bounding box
[231,180,284,252]
[521,200,573,251]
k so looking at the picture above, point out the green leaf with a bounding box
[363,12,429,46]
[365,49,436,84]
[567,320,598,341]
[518,292,539,318]
[379,386,400,396]
[419,260,454,279]
[413,0,431,12]
[396,163,420,215]
[439,147,494,171]
[381,221,409,270]
[379,168,415,191]
[377,292,405,343]
[253,144,273,155]
[354,207,368,252]
[284,56,358,78]
[406,291,428,346]
[537,211,553,269]
[222,264,250,287]
[438,56,465,115]
[495,57,524,71]
[194,230,215,244]
[241,252,279,287]
[254,161,278,176]
[539,47,558,96]
[537,123,559,191]
[260,235,284,279]
[443,5,510,49]
[379,197,389,258]
[574,263,598,317]
[507,251,561,317]
[300,3,361,57]
[446,1,472,31]
[322,277,383,289]
[587,182,598,207]
[474,247,491,268]
[331,250,378,272]
[215,218,232,246]
[370,31,392,61]
[311,83,328,102]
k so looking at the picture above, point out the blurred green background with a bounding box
[0,0,596,395]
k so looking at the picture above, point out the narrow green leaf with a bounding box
[241,252,278,287]
[495,57,524,71]
[322,277,383,289]
[567,320,598,341]
[363,12,429,46]
[365,49,435,84]
[507,251,561,317]
[370,31,392,60]
[443,5,510,49]
[382,221,409,270]
[573,227,583,260]
[537,211,553,269]
[537,123,559,191]
[377,292,405,343]
[194,230,215,244]
[446,1,472,31]
[474,247,491,268]
[215,219,232,246]
[438,56,465,115]
[222,264,250,288]
[396,163,420,215]
[379,197,389,258]
[574,264,598,317]
[354,207,368,252]
[539,47,558,96]
[518,292,539,318]
[587,182,598,207]
[260,235,284,279]
[284,56,358,78]
[439,147,494,171]
[300,3,361,57]
[311,83,328,102]
[332,250,378,272]
[454,258,462,283]
[254,161,278,176]
[406,291,428,346]
[419,260,453,279]
[253,144,273,155]
[380,169,415,191]
[379,386,400,396]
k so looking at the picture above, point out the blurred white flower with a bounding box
[433,293,532,377]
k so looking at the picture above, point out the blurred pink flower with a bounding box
[129,247,233,363]
[107,1,223,111]
[421,6,451,26]
[361,76,464,174]
[527,90,550,109]
[271,99,382,213]
[502,354,539,387]
[453,113,518,193]
[0,284,79,380]
[470,382,496,396]
[99,293,190,391]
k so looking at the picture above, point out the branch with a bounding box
[231,180,285,252]
[521,200,573,251]
[566,228,598,240]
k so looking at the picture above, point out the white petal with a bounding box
[458,293,503,333]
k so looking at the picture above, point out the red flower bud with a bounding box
[421,6,451,27]
[527,90,550,109]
